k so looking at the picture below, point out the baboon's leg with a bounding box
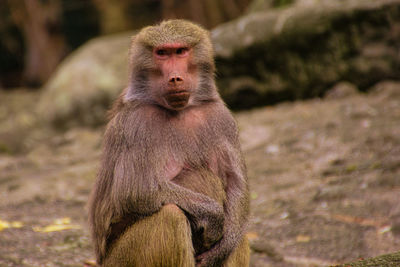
[103,204,195,267]
[223,237,250,267]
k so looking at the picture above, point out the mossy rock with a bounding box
[213,0,400,108]
[333,251,400,267]
[37,32,133,128]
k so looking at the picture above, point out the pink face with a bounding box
[151,43,197,111]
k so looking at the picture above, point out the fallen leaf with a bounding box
[296,235,311,243]
[83,259,97,267]
[378,225,391,234]
[250,192,258,199]
[33,217,81,233]
[10,221,23,228]
[0,220,9,231]
[54,217,72,225]
[33,224,81,233]
[332,214,385,227]
[0,219,24,231]
[246,231,259,240]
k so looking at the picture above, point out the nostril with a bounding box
[169,76,184,84]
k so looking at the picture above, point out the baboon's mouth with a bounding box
[165,90,190,109]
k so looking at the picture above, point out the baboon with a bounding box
[89,19,249,267]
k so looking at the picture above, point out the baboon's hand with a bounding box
[195,247,221,267]
[194,200,224,248]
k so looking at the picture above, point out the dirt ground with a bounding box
[0,82,399,267]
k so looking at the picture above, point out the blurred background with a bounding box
[0,0,400,266]
[0,0,253,89]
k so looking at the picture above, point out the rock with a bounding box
[213,0,400,108]
[37,32,133,128]
[325,82,359,99]
[313,185,346,201]
[369,80,400,100]
[250,239,284,261]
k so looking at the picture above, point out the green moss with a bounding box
[273,0,294,8]
[0,142,11,154]
[345,164,358,173]
[332,251,400,267]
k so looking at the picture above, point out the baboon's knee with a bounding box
[160,204,186,217]
[103,204,195,267]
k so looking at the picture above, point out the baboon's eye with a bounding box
[176,47,189,56]
[156,49,167,56]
